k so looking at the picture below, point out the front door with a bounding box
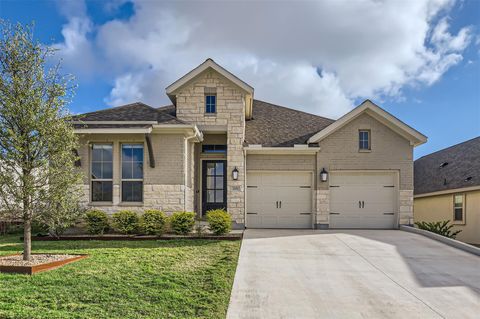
[202,160,227,215]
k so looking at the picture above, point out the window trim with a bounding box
[453,193,466,224]
[90,143,113,203]
[202,144,227,154]
[358,129,371,151]
[120,143,144,203]
[205,94,217,114]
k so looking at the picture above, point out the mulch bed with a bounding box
[29,233,243,241]
[0,254,88,275]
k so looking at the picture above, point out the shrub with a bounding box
[415,220,462,239]
[112,210,139,235]
[206,209,232,235]
[85,210,109,235]
[169,211,195,235]
[140,210,167,236]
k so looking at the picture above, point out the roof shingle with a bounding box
[245,100,334,146]
[414,136,480,195]
[71,102,184,124]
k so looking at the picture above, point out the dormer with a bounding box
[165,59,254,125]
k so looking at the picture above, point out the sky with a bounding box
[0,0,479,159]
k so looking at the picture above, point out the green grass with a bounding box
[0,235,241,319]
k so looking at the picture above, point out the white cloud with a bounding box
[53,0,96,76]
[55,0,474,119]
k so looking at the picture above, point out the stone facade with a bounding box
[315,190,330,228]
[173,69,247,227]
[78,133,190,215]
[399,190,414,225]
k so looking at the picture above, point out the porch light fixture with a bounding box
[320,168,328,182]
[232,167,239,180]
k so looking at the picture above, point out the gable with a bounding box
[308,100,427,147]
[166,59,254,119]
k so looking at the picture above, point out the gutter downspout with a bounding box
[183,127,203,212]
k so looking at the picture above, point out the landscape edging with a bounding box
[27,234,243,241]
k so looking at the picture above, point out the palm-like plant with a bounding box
[414,220,462,239]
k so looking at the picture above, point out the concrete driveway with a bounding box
[227,229,480,319]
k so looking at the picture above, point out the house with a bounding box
[72,58,427,229]
[414,137,480,245]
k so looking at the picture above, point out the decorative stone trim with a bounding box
[399,190,414,225]
[315,190,330,225]
[81,184,189,214]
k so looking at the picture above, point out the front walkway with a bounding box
[227,229,480,319]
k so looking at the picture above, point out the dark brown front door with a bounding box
[202,160,227,215]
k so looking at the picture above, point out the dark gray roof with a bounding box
[414,136,480,195]
[245,100,334,146]
[72,100,335,147]
[71,102,184,124]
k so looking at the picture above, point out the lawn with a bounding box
[0,235,241,319]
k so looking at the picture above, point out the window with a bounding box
[359,130,370,150]
[205,95,216,113]
[121,144,144,202]
[453,194,465,222]
[202,144,227,154]
[91,144,113,202]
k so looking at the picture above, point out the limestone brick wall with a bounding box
[174,69,246,226]
[77,133,188,215]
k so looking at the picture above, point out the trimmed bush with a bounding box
[206,209,232,235]
[140,209,167,235]
[85,210,109,235]
[415,220,461,239]
[169,211,195,235]
[112,210,139,235]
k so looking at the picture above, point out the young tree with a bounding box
[0,21,82,260]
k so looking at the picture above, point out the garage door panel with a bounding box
[247,172,312,229]
[330,172,397,229]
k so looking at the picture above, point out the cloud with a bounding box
[55,0,474,118]
[53,0,96,76]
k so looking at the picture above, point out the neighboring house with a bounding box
[72,58,427,229]
[414,137,480,245]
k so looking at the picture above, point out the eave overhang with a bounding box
[244,144,320,155]
[307,100,427,147]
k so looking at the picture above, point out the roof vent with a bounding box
[443,178,447,185]
[465,176,473,182]
[439,162,449,168]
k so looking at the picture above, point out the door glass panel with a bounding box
[215,162,224,175]
[215,177,224,189]
[215,190,224,203]
[207,190,215,203]
[207,176,215,189]
[207,163,216,175]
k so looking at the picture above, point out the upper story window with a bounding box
[121,144,144,202]
[91,144,113,202]
[453,194,465,223]
[205,95,216,113]
[359,130,371,150]
[202,144,227,154]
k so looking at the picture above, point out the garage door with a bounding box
[246,172,312,228]
[330,172,397,229]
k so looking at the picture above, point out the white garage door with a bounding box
[330,172,397,229]
[247,172,312,228]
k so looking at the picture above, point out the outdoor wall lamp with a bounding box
[320,168,328,182]
[232,167,239,180]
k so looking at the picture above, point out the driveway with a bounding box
[227,229,480,319]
